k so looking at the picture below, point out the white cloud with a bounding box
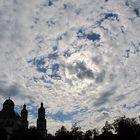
[0,0,140,133]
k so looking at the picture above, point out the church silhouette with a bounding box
[0,99,47,135]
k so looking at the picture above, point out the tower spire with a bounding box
[21,104,28,129]
[37,102,47,131]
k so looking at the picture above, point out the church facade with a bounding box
[0,99,47,134]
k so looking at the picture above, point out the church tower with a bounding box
[21,104,28,129]
[37,102,46,131]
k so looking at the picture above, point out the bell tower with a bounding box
[37,102,46,131]
[21,104,28,129]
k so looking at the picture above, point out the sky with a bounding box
[0,0,140,133]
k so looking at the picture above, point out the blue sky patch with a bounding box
[63,50,72,57]
[86,33,100,42]
[49,111,78,122]
[28,57,47,73]
[50,64,61,80]
[104,13,119,20]
[96,12,119,26]
[48,52,59,60]
[77,29,100,42]
[134,8,140,17]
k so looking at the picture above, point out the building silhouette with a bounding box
[21,104,28,129]
[37,102,46,130]
[37,102,47,137]
[0,99,47,135]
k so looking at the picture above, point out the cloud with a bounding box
[0,83,20,97]
[95,70,106,83]
[66,61,94,80]
[0,0,140,133]
[0,81,32,101]
[94,86,117,106]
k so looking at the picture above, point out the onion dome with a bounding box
[3,98,15,111]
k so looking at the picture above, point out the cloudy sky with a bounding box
[0,0,140,133]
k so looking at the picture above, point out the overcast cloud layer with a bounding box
[0,0,140,133]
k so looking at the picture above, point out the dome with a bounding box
[3,99,15,111]
[3,99,15,106]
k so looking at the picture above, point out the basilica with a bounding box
[0,99,47,134]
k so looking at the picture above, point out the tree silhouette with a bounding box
[70,123,84,140]
[113,116,139,140]
[55,126,71,140]
[84,130,93,140]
